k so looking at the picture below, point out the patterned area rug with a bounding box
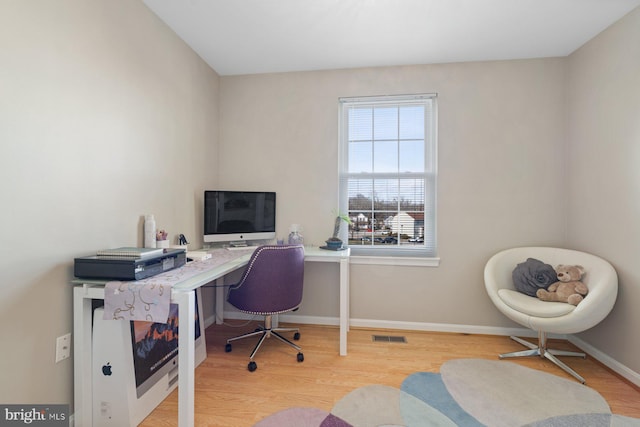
[254,359,640,427]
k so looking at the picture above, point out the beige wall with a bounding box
[0,0,219,405]
[220,59,568,325]
[219,7,640,378]
[567,7,640,374]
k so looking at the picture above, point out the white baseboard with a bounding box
[350,317,536,337]
[568,335,640,388]
[221,311,640,386]
[224,311,537,337]
[204,314,217,329]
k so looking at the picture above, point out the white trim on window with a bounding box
[338,94,438,258]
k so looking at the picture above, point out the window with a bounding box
[339,94,437,259]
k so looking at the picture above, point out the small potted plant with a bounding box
[324,213,352,250]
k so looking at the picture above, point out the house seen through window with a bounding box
[339,94,437,257]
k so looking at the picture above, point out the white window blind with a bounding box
[339,94,437,257]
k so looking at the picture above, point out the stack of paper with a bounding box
[186,251,211,261]
[96,247,164,258]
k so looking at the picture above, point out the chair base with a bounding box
[225,315,303,371]
[499,332,586,384]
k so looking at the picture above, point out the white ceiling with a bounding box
[142,0,640,76]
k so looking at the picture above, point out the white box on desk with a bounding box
[187,251,211,261]
[91,289,206,426]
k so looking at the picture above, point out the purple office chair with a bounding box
[224,245,305,371]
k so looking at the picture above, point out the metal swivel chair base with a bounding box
[225,315,304,372]
[500,331,586,384]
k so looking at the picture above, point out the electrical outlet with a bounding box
[56,333,71,363]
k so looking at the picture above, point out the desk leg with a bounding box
[215,277,225,325]
[339,258,349,356]
[176,291,195,427]
[73,286,93,427]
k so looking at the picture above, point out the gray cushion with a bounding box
[512,258,557,296]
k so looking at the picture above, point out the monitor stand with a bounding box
[229,240,248,248]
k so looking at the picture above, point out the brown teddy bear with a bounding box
[536,264,588,305]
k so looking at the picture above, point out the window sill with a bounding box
[350,255,440,267]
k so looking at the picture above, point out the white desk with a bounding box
[72,246,349,426]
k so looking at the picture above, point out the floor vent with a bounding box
[372,335,407,343]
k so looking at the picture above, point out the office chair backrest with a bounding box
[227,245,305,315]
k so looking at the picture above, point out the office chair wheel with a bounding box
[225,343,232,352]
[248,361,257,372]
[297,352,304,362]
[293,332,300,340]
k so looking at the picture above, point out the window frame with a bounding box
[338,94,438,263]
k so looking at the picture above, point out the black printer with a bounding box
[74,248,186,281]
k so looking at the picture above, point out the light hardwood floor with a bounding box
[141,322,640,427]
